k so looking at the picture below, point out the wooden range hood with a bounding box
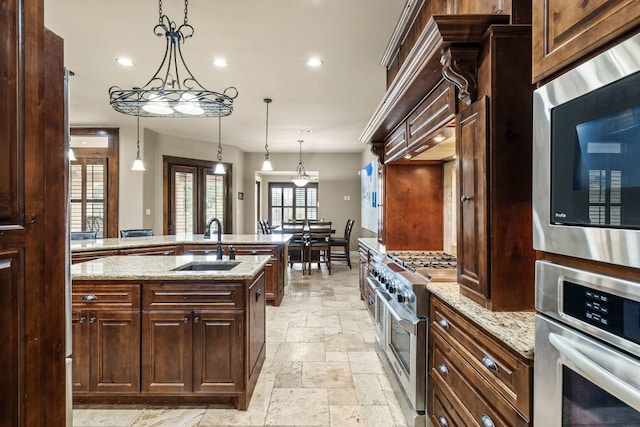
[360,14,510,161]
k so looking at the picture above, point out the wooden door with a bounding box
[71,310,90,392]
[456,97,489,298]
[142,310,192,393]
[192,310,243,394]
[1,3,67,425]
[90,310,140,394]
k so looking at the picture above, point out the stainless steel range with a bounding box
[367,254,429,427]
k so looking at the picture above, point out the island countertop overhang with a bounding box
[71,254,271,281]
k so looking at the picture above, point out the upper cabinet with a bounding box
[532,0,640,83]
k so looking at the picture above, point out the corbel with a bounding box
[440,45,479,105]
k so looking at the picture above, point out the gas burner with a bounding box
[387,251,457,271]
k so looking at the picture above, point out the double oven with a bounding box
[533,32,640,425]
[368,254,429,427]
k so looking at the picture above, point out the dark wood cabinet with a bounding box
[532,0,640,83]
[72,285,141,395]
[72,249,119,264]
[429,297,533,427]
[455,26,535,311]
[247,274,266,380]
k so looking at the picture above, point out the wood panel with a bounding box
[383,123,407,163]
[247,273,265,379]
[532,0,640,82]
[406,80,456,152]
[383,162,443,250]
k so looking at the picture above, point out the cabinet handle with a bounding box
[183,317,190,324]
[162,251,171,255]
[437,415,449,427]
[193,316,200,324]
[255,289,262,301]
[481,355,499,372]
[251,250,258,255]
[78,316,87,324]
[480,414,495,427]
[81,294,97,301]
[437,363,449,377]
[437,318,450,330]
[202,250,210,255]
[89,316,96,324]
[460,195,472,202]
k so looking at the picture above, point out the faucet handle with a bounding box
[229,245,236,260]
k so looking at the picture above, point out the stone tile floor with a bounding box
[73,257,408,426]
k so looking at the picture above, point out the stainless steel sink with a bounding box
[173,262,240,271]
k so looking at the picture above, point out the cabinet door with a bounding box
[192,310,243,394]
[90,310,140,394]
[71,310,90,392]
[248,273,266,378]
[142,310,192,393]
[456,97,488,298]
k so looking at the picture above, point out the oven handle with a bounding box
[386,300,420,335]
[549,332,640,411]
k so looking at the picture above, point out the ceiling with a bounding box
[44,0,407,154]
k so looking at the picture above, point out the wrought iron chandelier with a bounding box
[109,0,238,118]
[292,140,310,187]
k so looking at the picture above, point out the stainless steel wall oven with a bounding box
[535,260,640,426]
[533,32,640,268]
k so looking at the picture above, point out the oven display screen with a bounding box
[562,367,640,425]
[550,69,640,229]
[563,281,640,345]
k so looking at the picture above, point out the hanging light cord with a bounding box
[264,99,270,160]
[217,116,223,162]
[136,93,142,159]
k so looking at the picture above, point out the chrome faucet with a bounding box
[203,218,223,259]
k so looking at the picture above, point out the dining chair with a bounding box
[70,231,98,240]
[119,229,154,238]
[307,221,332,274]
[281,222,307,274]
[257,220,267,234]
[330,219,354,269]
[261,219,272,234]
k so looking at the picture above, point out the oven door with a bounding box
[384,300,426,412]
[535,315,640,426]
[373,286,389,349]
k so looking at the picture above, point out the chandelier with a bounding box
[108,0,238,118]
[292,140,311,187]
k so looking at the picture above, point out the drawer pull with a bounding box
[162,251,172,255]
[183,317,190,324]
[480,414,495,427]
[81,294,97,301]
[255,289,262,301]
[89,316,96,324]
[437,415,449,427]
[437,318,450,330]
[251,250,258,255]
[193,316,200,324]
[78,316,87,324]
[437,363,449,377]
[481,355,498,372]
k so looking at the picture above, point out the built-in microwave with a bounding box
[533,32,640,268]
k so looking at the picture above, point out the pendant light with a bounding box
[292,139,310,187]
[69,148,77,161]
[261,98,273,171]
[131,96,145,171]
[108,0,238,118]
[214,116,226,175]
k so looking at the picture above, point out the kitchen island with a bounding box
[71,233,292,306]
[70,254,270,409]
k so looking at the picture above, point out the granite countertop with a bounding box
[71,254,271,281]
[71,233,293,252]
[427,281,535,359]
[357,238,535,359]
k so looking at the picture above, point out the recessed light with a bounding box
[297,129,313,134]
[212,58,228,67]
[306,57,323,67]
[116,57,134,67]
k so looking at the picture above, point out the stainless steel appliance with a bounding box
[534,260,640,426]
[387,251,457,282]
[533,32,640,268]
[368,254,429,427]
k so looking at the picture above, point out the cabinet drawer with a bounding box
[72,284,140,309]
[431,298,532,418]
[142,283,243,310]
[431,329,523,426]
[430,382,473,427]
[120,245,178,256]
[232,245,277,258]
[72,250,119,264]
[182,245,221,256]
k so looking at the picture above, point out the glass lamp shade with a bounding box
[142,94,173,115]
[131,158,145,171]
[292,175,310,187]
[214,162,226,175]
[261,158,273,171]
[69,148,77,161]
[174,93,204,115]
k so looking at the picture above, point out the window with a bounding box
[164,156,232,234]
[269,183,318,227]
[69,128,119,237]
